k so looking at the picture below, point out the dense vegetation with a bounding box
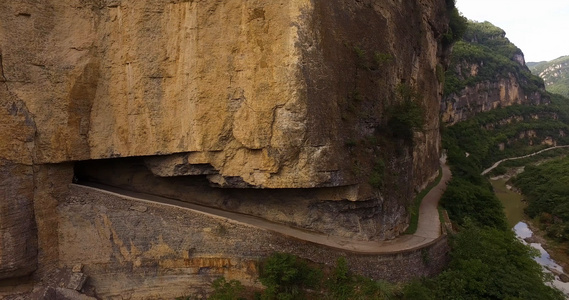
[205,254,400,300]
[443,100,569,169]
[434,104,564,299]
[529,56,569,98]
[444,21,545,96]
[443,0,468,46]
[387,84,426,143]
[499,147,569,169]
[206,226,562,299]
[512,156,569,244]
[429,7,567,300]
[422,223,561,299]
[435,17,569,298]
[437,82,569,299]
[440,93,569,230]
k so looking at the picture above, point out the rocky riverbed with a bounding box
[491,178,569,296]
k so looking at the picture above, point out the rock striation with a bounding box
[441,74,547,124]
[0,0,452,291]
[529,55,569,98]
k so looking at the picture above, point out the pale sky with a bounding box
[456,0,569,62]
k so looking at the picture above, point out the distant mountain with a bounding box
[529,56,569,97]
[526,61,546,68]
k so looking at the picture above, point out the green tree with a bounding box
[388,84,425,143]
[434,223,563,300]
[327,257,351,300]
[209,277,246,300]
[258,253,321,300]
[512,156,569,242]
[440,178,508,230]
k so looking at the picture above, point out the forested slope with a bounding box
[441,21,548,124]
[530,56,569,97]
[432,20,569,299]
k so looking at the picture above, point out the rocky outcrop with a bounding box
[0,0,450,186]
[0,60,38,278]
[529,56,569,97]
[0,0,452,287]
[537,60,569,81]
[441,71,547,124]
[0,163,37,279]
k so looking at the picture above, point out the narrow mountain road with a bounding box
[481,145,569,176]
[75,158,451,254]
[416,159,452,240]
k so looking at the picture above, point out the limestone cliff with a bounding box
[1,0,448,189]
[442,21,549,124]
[0,0,452,291]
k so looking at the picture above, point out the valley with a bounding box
[489,152,569,296]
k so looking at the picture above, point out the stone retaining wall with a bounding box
[59,185,449,299]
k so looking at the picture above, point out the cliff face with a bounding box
[441,21,548,125]
[441,71,547,124]
[0,0,451,287]
[1,0,448,188]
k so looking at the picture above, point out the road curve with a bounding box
[74,159,451,254]
[481,145,569,176]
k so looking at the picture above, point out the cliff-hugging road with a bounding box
[481,145,569,176]
[76,159,451,254]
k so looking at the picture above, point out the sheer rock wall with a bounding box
[441,68,547,125]
[0,0,450,283]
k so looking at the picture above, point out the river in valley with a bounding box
[491,178,569,296]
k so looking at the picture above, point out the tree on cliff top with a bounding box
[444,20,546,96]
[444,0,468,46]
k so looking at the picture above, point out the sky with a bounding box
[456,0,569,62]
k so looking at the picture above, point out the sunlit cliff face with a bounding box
[0,0,451,286]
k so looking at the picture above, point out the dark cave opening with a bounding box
[71,155,400,241]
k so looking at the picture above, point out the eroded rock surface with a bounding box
[1,0,448,187]
[0,0,451,290]
[441,70,547,124]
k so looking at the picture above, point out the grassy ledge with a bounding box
[405,166,443,234]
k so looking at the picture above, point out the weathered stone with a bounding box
[0,0,452,289]
[72,264,83,273]
[0,0,446,189]
[441,73,548,124]
[145,154,217,177]
[0,162,37,279]
[25,286,95,300]
[66,273,87,291]
[33,164,74,278]
[55,288,97,300]
[0,35,38,277]
[129,205,148,213]
[29,286,57,300]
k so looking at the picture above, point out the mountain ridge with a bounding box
[441,21,548,124]
[529,55,569,97]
